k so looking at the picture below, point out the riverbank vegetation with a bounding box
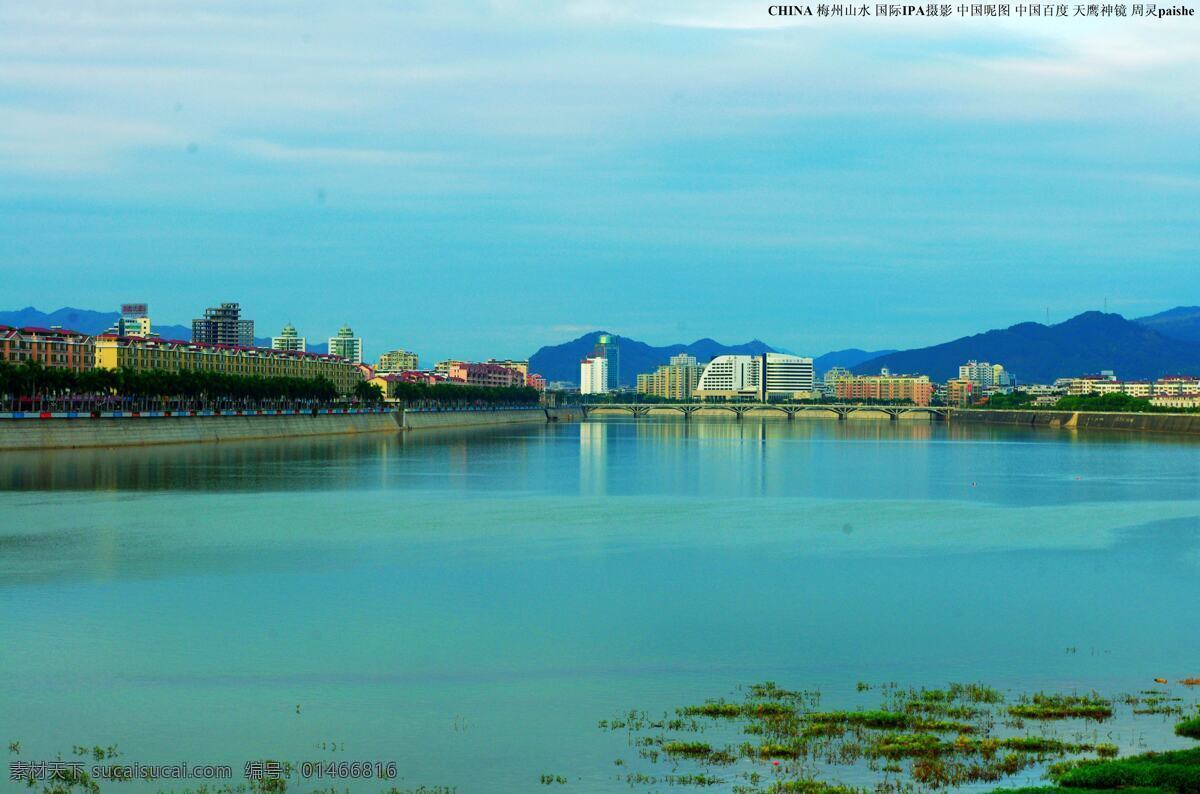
[982,391,1199,413]
[0,360,342,402]
[374,380,541,406]
[0,360,539,410]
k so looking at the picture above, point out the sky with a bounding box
[1,1,1198,364]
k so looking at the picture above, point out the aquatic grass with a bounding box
[661,740,737,765]
[744,740,809,758]
[911,717,979,733]
[683,701,743,718]
[1125,692,1187,716]
[767,781,866,793]
[948,683,1005,704]
[998,737,1086,755]
[747,681,814,702]
[905,701,982,720]
[683,699,795,720]
[667,773,724,786]
[870,732,947,758]
[806,710,910,730]
[1009,693,1114,721]
[987,789,1168,793]
[1176,717,1200,740]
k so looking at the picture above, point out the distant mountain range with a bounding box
[853,311,1200,383]
[0,306,189,340]
[1134,306,1200,344]
[528,332,776,385]
[813,348,896,374]
[531,310,1200,386]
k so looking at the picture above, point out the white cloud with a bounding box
[229,138,453,167]
[0,107,179,174]
[0,1,1196,177]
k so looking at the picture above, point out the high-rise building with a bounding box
[377,349,419,373]
[192,302,254,348]
[694,353,815,401]
[958,360,1011,388]
[592,334,620,390]
[328,325,363,364]
[580,356,609,394]
[106,303,152,338]
[762,354,816,399]
[271,323,307,352]
[636,353,705,400]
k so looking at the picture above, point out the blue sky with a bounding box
[2,1,1197,364]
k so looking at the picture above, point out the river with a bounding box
[1,418,1198,792]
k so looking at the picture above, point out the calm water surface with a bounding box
[1,418,1199,792]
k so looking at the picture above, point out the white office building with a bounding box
[959,360,1012,388]
[271,323,307,352]
[694,353,814,400]
[580,356,610,394]
[328,324,363,364]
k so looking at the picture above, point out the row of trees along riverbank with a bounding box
[983,391,1200,413]
[372,380,542,407]
[0,361,540,413]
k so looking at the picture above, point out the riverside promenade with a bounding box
[0,404,580,450]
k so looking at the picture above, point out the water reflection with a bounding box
[0,418,1198,502]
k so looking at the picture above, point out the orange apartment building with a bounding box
[0,326,95,372]
[447,361,527,389]
[834,373,934,406]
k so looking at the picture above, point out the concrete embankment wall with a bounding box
[953,409,1200,435]
[401,407,578,430]
[0,412,402,451]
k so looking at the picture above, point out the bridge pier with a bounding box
[577,403,949,421]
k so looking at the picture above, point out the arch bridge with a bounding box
[578,403,950,421]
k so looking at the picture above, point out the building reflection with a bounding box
[579,420,609,496]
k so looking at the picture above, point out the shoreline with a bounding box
[0,406,582,451]
[951,408,1200,435]
[5,405,1198,451]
